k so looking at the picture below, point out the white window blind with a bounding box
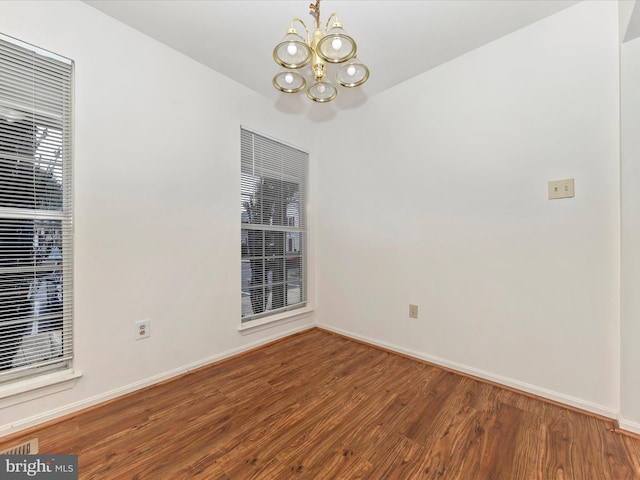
[241,127,307,322]
[0,34,73,383]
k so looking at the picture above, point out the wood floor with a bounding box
[1,328,640,479]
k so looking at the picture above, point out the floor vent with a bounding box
[0,438,39,455]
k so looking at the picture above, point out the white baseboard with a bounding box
[618,415,640,435]
[0,323,314,437]
[317,323,619,420]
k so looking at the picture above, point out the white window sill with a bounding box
[239,306,314,334]
[0,369,82,409]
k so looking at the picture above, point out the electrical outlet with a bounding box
[548,178,575,199]
[409,304,418,319]
[135,319,150,340]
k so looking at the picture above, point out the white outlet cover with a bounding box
[135,319,150,340]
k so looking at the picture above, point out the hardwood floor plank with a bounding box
[0,328,638,479]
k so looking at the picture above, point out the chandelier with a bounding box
[272,0,369,103]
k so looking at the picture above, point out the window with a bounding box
[0,34,73,383]
[241,127,307,322]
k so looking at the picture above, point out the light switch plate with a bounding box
[548,178,574,199]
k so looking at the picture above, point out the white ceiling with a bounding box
[83,0,583,113]
[625,0,640,41]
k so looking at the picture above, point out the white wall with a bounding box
[621,36,640,432]
[0,1,314,434]
[315,1,621,416]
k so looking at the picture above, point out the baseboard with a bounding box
[618,415,640,436]
[317,323,619,421]
[0,323,315,437]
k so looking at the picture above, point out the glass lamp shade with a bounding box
[306,80,338,103]
[336,58,369,87]
[273,70,306,93]
[273,31,312,69]
[316,24,356,63]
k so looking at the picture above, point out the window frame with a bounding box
[0,33,74,388]
[240,127,308,325]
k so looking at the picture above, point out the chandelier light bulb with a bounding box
[273,28,312,69]
[316,18,357,64]
[307,80,338,102]
[336,58,369,88]
[273,70,306,93]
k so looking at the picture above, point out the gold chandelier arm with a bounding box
[325,13,339,30]
[291,18,309,43]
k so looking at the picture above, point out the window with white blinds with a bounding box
[0,34,73,383]
[241,127,307,322]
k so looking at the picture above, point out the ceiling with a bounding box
[83,0,585,114]
[626,1,640,41]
